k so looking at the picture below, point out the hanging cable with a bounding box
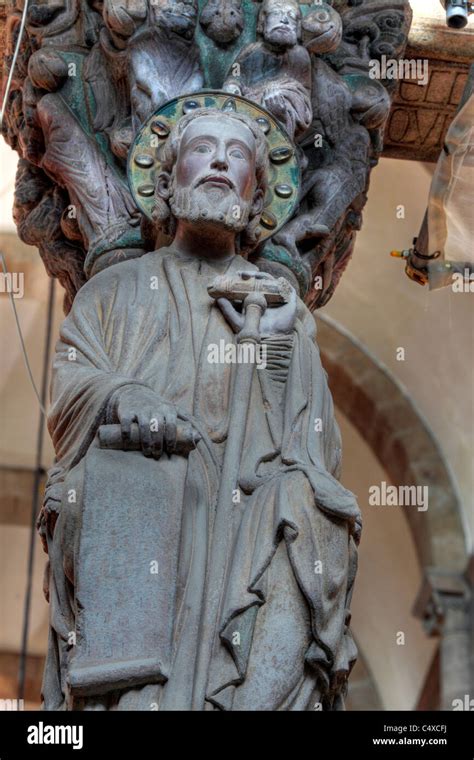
[0,6,47,416]
[0,0,53,703]
[1,253,47,416]
[0,0,30,129]
[17,274,55,702]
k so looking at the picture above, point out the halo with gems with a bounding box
[127,91,300,241]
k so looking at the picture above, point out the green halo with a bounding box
[127,91,300,242]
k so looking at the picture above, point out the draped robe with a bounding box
[40,247,361,711]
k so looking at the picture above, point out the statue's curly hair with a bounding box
[152,108,269,256]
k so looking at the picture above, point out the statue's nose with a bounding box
[211,147,229,171]
[211,158,229,171]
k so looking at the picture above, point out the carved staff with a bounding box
[193,273,289,707]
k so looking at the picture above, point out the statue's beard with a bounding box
[169,183,252,234]
[265,26,297,49]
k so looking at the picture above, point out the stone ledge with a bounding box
[383,15,474,162]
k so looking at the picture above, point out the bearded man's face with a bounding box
[169,115,258,234]
[262,0,300,49]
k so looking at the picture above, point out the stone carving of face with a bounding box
[103,0,148,47]
[151,0,198,38]
[200,0,244,45]
[302,4,343,54]
[167,115,260,234]
[260,0,301,49]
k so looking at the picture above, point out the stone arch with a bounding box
[316,313,471,709]
[317,313,467,571]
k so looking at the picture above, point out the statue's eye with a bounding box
[229,148,245,160]
[194,144,212,154]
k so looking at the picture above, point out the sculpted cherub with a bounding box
[223,0,312,140]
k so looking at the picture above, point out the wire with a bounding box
[0,0,30,129]
[1,4,49,417]
[17,274,55,702]
[1,252,47,416]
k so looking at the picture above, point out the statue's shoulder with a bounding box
[296,297,317,341]
[289,45,311,66]
[73,251,167,305]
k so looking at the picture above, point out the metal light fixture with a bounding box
[391,65,474,290]
[439,0,474,30]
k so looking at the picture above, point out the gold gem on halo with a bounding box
[134,154,154,168]
[275,183,293,198]
[151,120,170,138]
[260,211,278,230]
[138,184,155,197]
[270,146,293,164]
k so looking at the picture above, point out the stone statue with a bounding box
[2,0,413,310]
[301,2,342,55]
[38,104,361,710]
[123,0,204,131]
[199,0,244,45]
[223,0,312,140]
[1,0,414,711]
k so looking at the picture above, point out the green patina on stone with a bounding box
[195,0,257,88]
[259,242,311,297]
[195,1,315,89]
[56,51,131,194]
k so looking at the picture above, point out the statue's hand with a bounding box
[113,386,180,460]
[262,90,287,119]
[217,272,298,338]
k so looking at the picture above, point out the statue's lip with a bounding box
[270,24,293,33]
[306,23,337,37]
[198,175,234,190]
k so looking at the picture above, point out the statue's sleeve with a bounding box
[297,304,343,479]
[47,273,151,472]
[280,304,361,533]
[39,259,171,544]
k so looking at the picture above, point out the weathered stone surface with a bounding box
[34,104,361,711]
[1,0,412,310]
[383,13,474,161]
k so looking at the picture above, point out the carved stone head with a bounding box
[103,0,148,47]
[150,0,199,39]
[153,109,269,256]
[257,0,302,49]
[302,3,343,54]
[200,0,244,45]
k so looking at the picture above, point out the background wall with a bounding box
[323,156,473,552]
